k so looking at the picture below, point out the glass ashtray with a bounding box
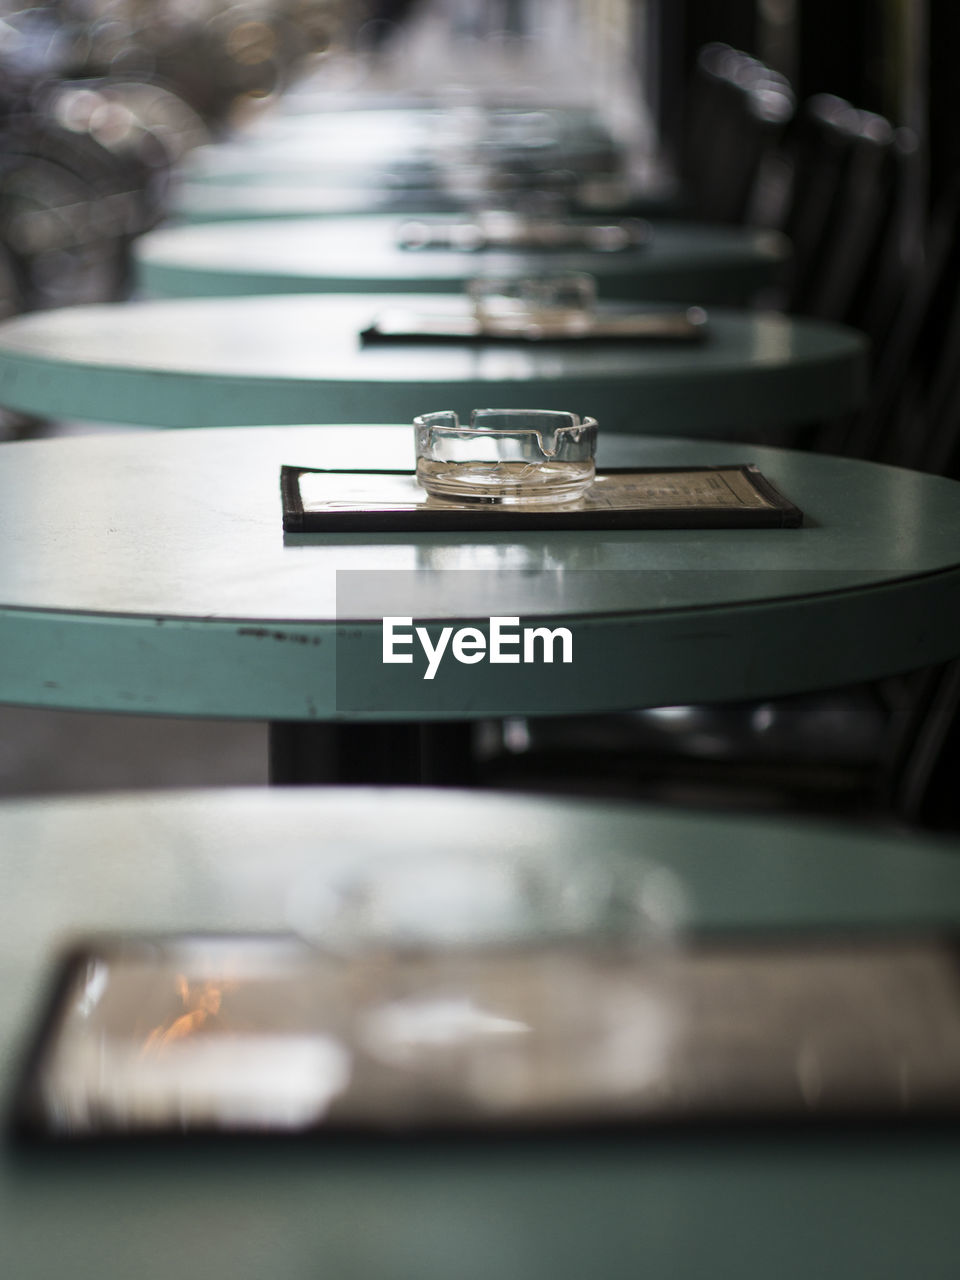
[467,272,596,336]
[414,408,598,505]
[397,210,651,253]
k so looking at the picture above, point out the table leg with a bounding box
[268,721,476,786]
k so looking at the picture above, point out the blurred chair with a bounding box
[479,666,959,831]
[771,95,917,359]
[0,234,31,441]
[683,72,917,360]
[681,42,795,226]
[41,1,329,126]
[887,660,960,830]
[0,64,209,307]
[843,172,960,473]
[0,109,146,307]
[0,234,19,318]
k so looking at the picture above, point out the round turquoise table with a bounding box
[169,175,674,224]
[197,103,618,152]
[180,106,621,186]
[0,295,865,434]
[208,107,440,156]
[180,153,441,190]
[3,787,960,1278]
[133,216,789,303]
[178,132,439,189]
[174,149,612,197]
[170,178,467,221]
[0,425,958,778]
[174,109,676,222]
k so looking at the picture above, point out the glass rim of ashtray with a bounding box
[466,271,598,311]
[467,269,597,289]
[414,408,598,436]
[414,408,598,460]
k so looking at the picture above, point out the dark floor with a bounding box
[0,705,268,796]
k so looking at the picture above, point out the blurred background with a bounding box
[0,1,942,321]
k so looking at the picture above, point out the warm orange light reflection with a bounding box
[141,975,228,1053]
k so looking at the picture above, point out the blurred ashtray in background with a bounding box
[396,210,653,252]
[360,274,708,344]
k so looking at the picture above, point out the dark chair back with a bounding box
[682,43,794,225]
[803,111,904,326]
[843,176,960,470]
[777,96,909,334]
[884,661,960,830]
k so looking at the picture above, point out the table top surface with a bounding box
[217,89,679,192]
[201,108,441,156]
[169,177,674,222]
[170,179,469,220]
[193,104,615,155]
[180,137,442,186]
[1,426,958,720]
[134,215,790,302]
[175,151,686,218]
[179,117,621,194]
[3,786,960,1278]
[0,295,867,432]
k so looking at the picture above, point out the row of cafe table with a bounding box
[0,424,958,778]
[1,73,960,1277]
[0,295,864,433]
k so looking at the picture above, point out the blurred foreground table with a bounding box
[134,215,789,303]
[0,426,958,781]
[2,787,960,1278]
[0,296,866,434]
